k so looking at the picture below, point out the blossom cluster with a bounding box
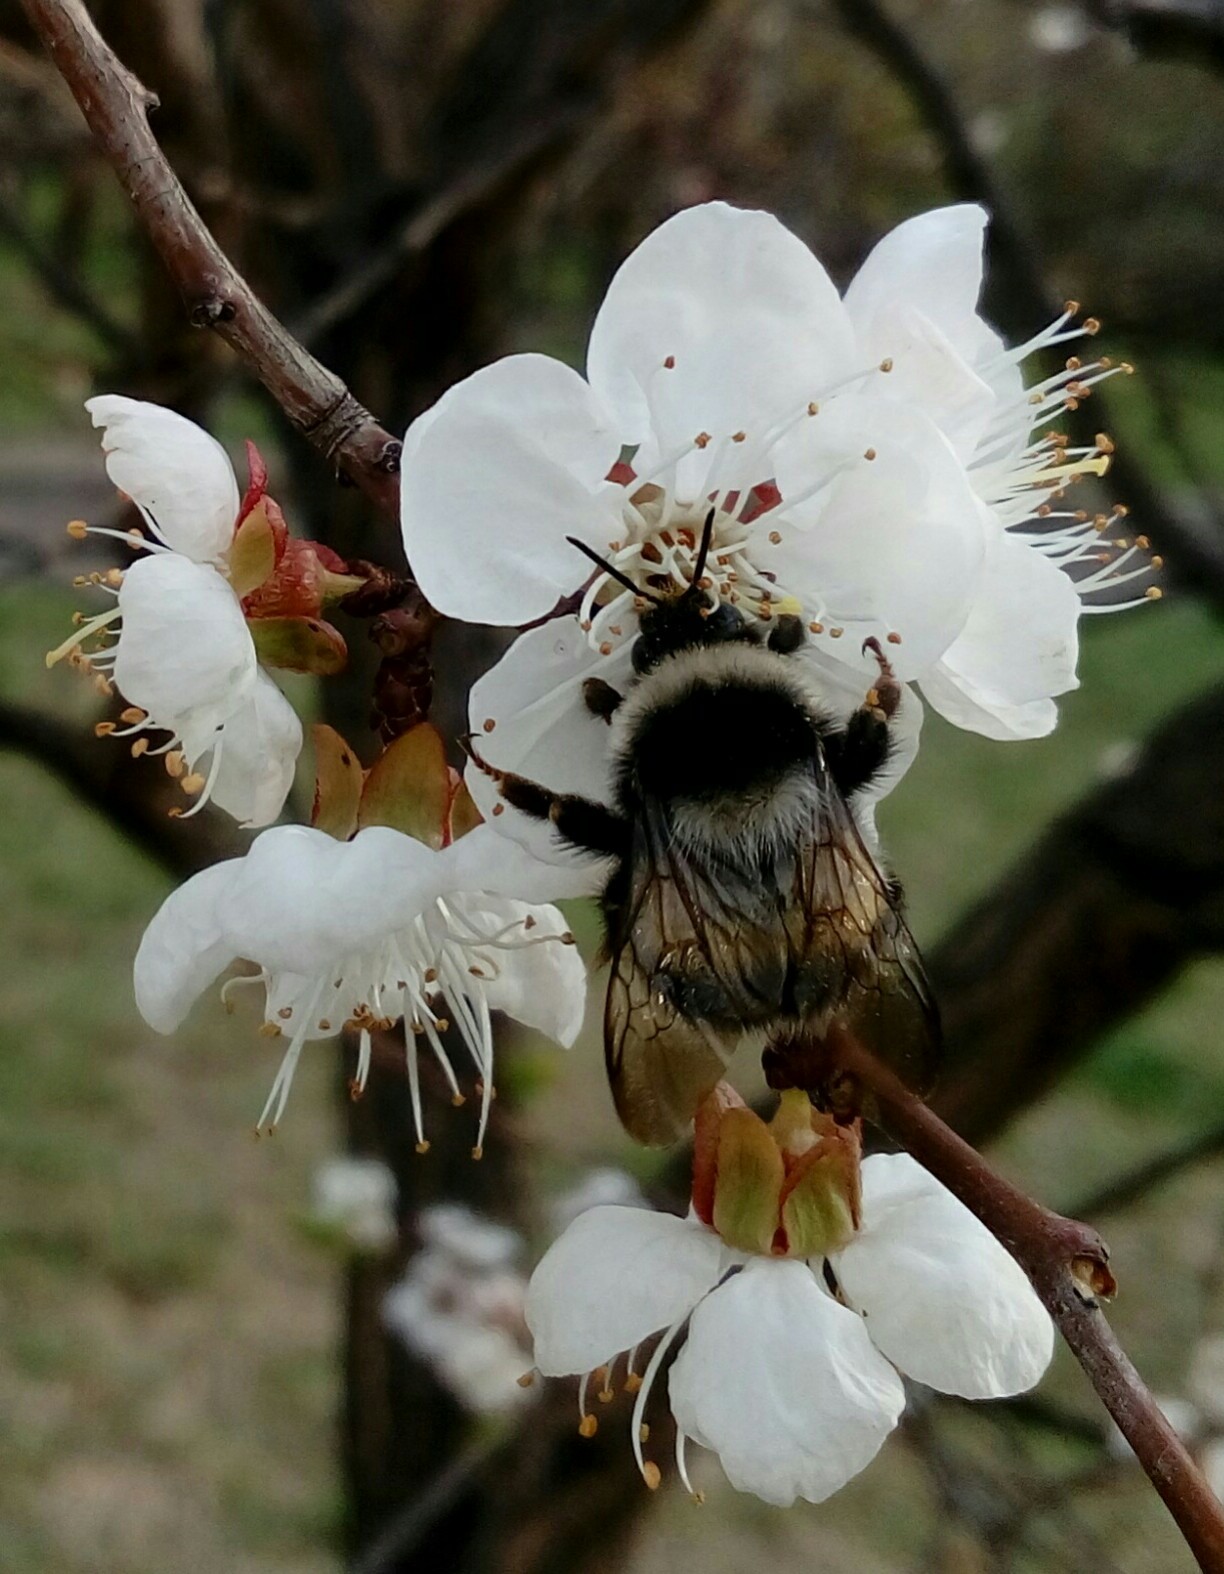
[51,198,1153,1510]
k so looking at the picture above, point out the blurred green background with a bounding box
[3,1,1224,1570]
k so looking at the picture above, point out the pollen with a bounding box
[259,1021,282,1039]
[130,738,148,758]
[517,1370,536,1388]
[768,531,782,544]
[694,432,711,449]
[66,519,89,539]
[415,1140,431,1155]
[482,718,496,733]
[829,627,845,639]
[807,402,819,416]
[863,448,877,461]
[887,631,902,645]
[94,721,116,737]
[642,1461,661,1491]
[1145,586,1163,600]
[579,1414,598,1439]
[181,772,207,795]
[808,621,824,634]
[164,751,185,779]
[878,358,893,373]
[599,642,613,656]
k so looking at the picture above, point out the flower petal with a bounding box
[465,619,628,892]
[669,1258,905,1506]
[772,399,989,677]
[441,823,584,907]
[844,205,1002,374]
[217,824,441,975]
[451,894,588,1046]
[525,1205,723,1376]
[400,354,623,623]
[204,669,303,827]
[918,530,1080,737]
[86,395,239,564]
[133,859,242,1032]
[587,203,856,486]
[114,554,256,747]
[830,1152,1054,1399]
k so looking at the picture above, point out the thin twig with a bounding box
[830,1026,1224,1572]
[0,184,136,355]
[17,0,403,520]
[1068,1118,1224,1220]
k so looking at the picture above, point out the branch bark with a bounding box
[831,1026,1224,1573]
[17,0,404,519]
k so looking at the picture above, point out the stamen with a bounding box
[631,1317,688,1489]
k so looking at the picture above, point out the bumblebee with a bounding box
[475,514,939,1144]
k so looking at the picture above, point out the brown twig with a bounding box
[829,1026,1224,1573]
[17,0,403,519]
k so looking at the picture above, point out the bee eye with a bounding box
[704,602,745,639]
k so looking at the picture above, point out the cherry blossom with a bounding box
[133,823,586,1152]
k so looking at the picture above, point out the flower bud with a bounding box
[692,1085,861,1259]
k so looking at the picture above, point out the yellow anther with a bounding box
[579,1414,598,1439]
[180,772,207,795]
[517,1371,536,1388]
[878,358,893,373]
[120,706,145,724]
[471,1145,484,1161]
[164,751,185,779]
[66,519,88,539]
[415,1140,431,1154]
[1145,586,1163,600]
[94,721,116,737]
[642,1461,661,1491]
[259,1021,282,1038]
[130,738,148,758]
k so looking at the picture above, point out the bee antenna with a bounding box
[690,507,717,588]
[565,536,660,604]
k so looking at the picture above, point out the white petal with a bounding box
[465,619,627,891]
[919,678,1059,741]
[114,554,256,746]
[448,894,588,1046]
[86,395,239,564]
[525,1205,723,1376]
[440,823,585,907]
[587,203,856,484]
[133,859,242,1032]
[844,205,1002,374]
[830,1153,1054,1399]
[217,824,440,975]
[670,1258,905,1506]
[400,354,623,623]
[772,399,989,677]
[203,670,303,827]
[873,308,997,460]
[918,530,1080,737]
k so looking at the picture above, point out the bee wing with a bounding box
[790,762,940,1094]
[605,801,779,1146]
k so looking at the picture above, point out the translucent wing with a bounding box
[604,752,940,1145]
[605,800,788,1146]
[786,765,940,1096]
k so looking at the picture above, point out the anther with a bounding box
[579,1414,598,1439]
[624,1372,643,1394]
[278,1006,293,1020]
[94,721,116,737]
[1096,432,1115,454]
[318,1019,331,1031]
[1064,299,1081,314]
[181,773,207,795]
[434,1018,449,1032]
[808,621,824,634]
[66,519,88,539]
[517,1371,536,1389]
[642,1461,661,1491]
[415,1140,431,1155]
[452,1092,466,1107]
[482,718,496,734]
[732,431,746,443]
[259,1022,282,1038]
[768,530,782,544]
[887,631,902,645]
[130,738,148,758]
[120,706,145,724]
[694,432,711,449]
[829,627,844,638]
[639,1424,650,1443]
[1136,535,1150,549]
[164,751,185,779]
[424,967,438,983]
[492,803,504,816]
[878,358,893,373]
[1066,356,1082,371]
[609,624,622,636]
[1145,586,1163,600]
[1151,555,1164,569]
[807,402,819,416]
[662,355,676,370]
[1083,317,1101,335]
[599,642,613,656]
[863,448,877,461]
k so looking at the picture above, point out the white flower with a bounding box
[46,396,302,826]
[525,1153,1053,1506]
[311,1156,398,1252]
[843,205,1152,739]
[133,823,587,1151]
[402,201,1154,772]
[383,1203,532,1416]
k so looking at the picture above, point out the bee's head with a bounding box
[568,509,753,677]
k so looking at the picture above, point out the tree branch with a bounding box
[830,1026,1224,1573]
[17,0,403,519]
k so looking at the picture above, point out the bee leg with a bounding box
[861,636,901,720]
[582,677,623,723]
[766,613,805,655]
[467,743,628,857]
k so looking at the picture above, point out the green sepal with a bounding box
[248,615,347,675]
[357,722,449,848]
